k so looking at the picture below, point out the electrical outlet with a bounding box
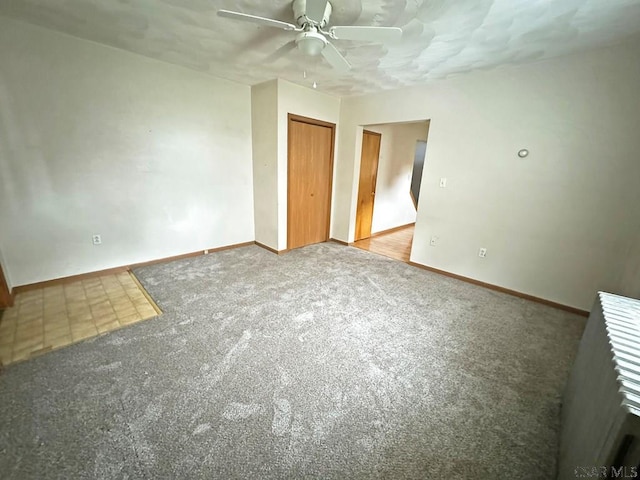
[478,247,487,258]
[439,178,447,188]
[430,236,438,246]
[92,234,102,245]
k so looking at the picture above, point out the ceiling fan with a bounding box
[217,0,402,73]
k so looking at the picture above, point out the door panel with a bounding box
[288,116,335,250]
[355,130,382,240]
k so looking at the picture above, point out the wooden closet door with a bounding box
[355,130,382,240]
[287,115,335,250]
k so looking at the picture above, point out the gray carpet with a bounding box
[0,243,586,479]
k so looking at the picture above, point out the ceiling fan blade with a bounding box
[321,42,351,73]
[329,26,403,43]
[217,10,297,31]
[306,0,328,24]
[265,40,297,63]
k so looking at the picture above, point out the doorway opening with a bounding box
[353,120,430,263]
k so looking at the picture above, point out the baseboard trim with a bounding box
[10,241,588,318]
[330,238,354,246]
[129,242,255,270]
[13,266,130,294]
[0,264,15,308]
[3,289,15,308]
[255,242,289,255]
[407,261,589,317]
[370,222,415,238]
[12,241,255,295]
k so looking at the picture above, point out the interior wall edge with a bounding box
[276,79,341,251]
[254,241,288,255]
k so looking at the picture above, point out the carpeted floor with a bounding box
[0,243,586,479]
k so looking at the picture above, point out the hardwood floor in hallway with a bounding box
[353,224,415,263]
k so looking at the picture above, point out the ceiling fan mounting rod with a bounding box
[293,0,333,29]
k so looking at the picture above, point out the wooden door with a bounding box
[287,114,335,250]
[355,130,382,240]
[0,261,12,309]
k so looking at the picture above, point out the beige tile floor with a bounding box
[0,271,161,366]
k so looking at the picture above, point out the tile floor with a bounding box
[0,271,160,366]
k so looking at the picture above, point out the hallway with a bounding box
[353,225,414,263]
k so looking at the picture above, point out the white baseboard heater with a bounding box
[559,292,640,479]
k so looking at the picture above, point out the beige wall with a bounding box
[251,80,279,249]
[364,121,429,233]
[333,38,640,310]
[617,226,640,299]
[0,18,255,286]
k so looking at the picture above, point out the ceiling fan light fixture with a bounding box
[217,1,401,72]
[296,31,327,56]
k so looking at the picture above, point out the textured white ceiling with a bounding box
[1,0,639,96]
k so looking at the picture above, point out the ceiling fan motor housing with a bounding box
[293,0,332,28]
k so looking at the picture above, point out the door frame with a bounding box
[354,129,382,241]
[410,139,428,209]
[0,262,13,308]
[287,113,336,250]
